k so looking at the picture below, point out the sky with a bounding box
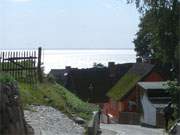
[0,0,140,49]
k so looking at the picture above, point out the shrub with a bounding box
[0,73,16,85]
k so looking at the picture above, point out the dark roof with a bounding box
[107,63,155,101]
[49,63,133,103]
[49,69,66,76]
[49,69,68,85]
[68,64,133,102]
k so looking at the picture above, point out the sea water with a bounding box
[43,49,136,73]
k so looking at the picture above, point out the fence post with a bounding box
[0,52,2,71]
[2,52,4,71]
[37,47,42,82]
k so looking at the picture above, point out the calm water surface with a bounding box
[43,49,136,73]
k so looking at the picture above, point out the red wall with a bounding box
[122,88,138,112]
[102,99,119,118]
[144,72,164,82]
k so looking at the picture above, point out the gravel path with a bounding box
[100,124,167,135]
[24,105,85,135]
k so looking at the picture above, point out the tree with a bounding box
[130,0,180,117]
[127,0,179,13]
[132,0,179,78]
[133,9,156,59]
[93,63,105,68]
[134,7,177,61]
[167,81,180,117]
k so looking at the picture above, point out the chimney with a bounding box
[136,57,142,63]
[108,62,115,68]
[108,62,116,78]
[65,66,71,72]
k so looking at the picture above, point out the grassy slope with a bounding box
[19,81,98,121]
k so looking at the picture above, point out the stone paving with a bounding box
[100,129,117,135]
[100,124,168,135]
[24,105,85,135]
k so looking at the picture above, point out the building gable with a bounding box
[120,71,165,101]
[107,63,154,101]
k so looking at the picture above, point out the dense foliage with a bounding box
[131,0,179,78]
[167,81,180,118]
[129,0,180,117]
[0,73,16,85]
[167,81,180,104]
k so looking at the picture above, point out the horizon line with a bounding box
[0,47,135,50]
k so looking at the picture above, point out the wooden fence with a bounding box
[119,112,140,125]
[0,47,42,85]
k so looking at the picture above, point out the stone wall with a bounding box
[0,83,33,135]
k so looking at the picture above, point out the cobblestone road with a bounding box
[24,105,85,135]
[100,124,167,135]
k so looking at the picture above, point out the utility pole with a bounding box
[177,45,180,118]
[88,83,94,102]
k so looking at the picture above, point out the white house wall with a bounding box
[141,94,156,126]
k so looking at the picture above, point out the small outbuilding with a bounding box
[138,81,171,128]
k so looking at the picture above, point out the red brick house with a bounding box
[103,63,166,124]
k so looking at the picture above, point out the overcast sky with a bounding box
[0,0,139,49]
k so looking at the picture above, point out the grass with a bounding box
[0,72,98,120]
[107,73,141,100]
[19,80,98,121]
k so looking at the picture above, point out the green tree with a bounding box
[133,10,156,59]
[167,81,180,117]
[129,0,180,117]
[132,0,179,78]
[93,62,105,68]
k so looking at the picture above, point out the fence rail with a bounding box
[0,47,42,86]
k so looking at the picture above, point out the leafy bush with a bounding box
[167,81,180,104]
[0,73,16,85]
